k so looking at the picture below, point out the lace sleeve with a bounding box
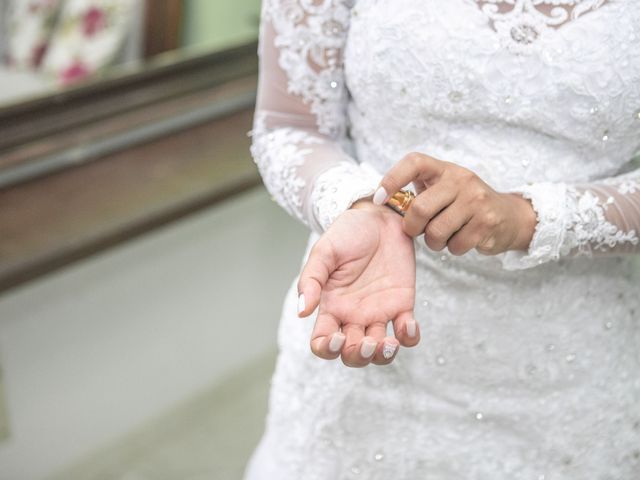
[503,162,640,270]
[249,0,380,233]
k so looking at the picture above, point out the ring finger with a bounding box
[424,200,473,251]
[403,182,458,237]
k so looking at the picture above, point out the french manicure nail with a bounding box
[360,340,377,358]
[329,333,346,353]
[297,294,305,314]
[372,186,388,205]
[407,319,417,338]
[382,342,397,359]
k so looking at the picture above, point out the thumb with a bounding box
[296,238,336,318]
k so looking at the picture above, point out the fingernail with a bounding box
[297,294,305,314]
[406,319,417,338]
[372,186,388,205]
[382,342,397,359]
[329,333,346,353]
[360,339,377,358]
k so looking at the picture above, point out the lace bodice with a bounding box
[249,0,640,268]
[245,3,640,478]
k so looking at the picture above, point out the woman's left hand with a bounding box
[373,152,537,256]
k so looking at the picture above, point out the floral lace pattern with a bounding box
[476,0,608,53]
[567,188,639,253]
[246,1,640,477]
[249,112,321,227]
[343,0,639,268]
[252,0,380,232]
[262,0,353,138]
[504,182,640,268]
[603,167,640,195]
[310,162,380,230]
[474,0,609,53]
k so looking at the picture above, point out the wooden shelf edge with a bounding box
[0,172,262,295]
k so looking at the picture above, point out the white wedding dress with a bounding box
[245,1,640,478]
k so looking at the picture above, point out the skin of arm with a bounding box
[297,197,419,367]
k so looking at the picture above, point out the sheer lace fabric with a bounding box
[249,3,381,233]
[246,1,640,479]
[250,0,639,266]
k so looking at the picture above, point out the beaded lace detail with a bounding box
[504,181,639,268]
[263,0,353,138]
[246,1,640,479]
[249,111,378,232]
[251,0,639,259]
[250,0,376,232]
[309,162,380,231]
[249,113,320,226]
[475,0,609,53]
[566,189,638,253]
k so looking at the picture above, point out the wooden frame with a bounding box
[144,0,184,58]
[0,41,261,294]
[0,41,258,185]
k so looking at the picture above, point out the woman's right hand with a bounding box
[297,200,420,367]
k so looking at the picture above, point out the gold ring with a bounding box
[385,189,415,216]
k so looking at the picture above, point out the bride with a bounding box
[245,0,640,478]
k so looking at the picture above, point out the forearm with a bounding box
[251,0,377,232]
[503,168,640,269]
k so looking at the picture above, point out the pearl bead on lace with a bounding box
[322,19,344,37]
[448,90,463,103]
[256,3,640,475]
[510,24,538,44]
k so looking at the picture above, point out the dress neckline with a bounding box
[464,0,612,54]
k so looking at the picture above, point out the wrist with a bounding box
[507,193,537,251]
[349,196,402,226]
[351,196,374,209]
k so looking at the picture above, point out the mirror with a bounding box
[0,0,261,109]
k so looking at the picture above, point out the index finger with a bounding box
[372,152,446,205]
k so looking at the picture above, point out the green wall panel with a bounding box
[181,0,262,50]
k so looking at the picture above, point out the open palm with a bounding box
[298,201,419,367]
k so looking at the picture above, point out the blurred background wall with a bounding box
[0,1,310,479]
[181,0,261,50]
[0,189,308,480]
